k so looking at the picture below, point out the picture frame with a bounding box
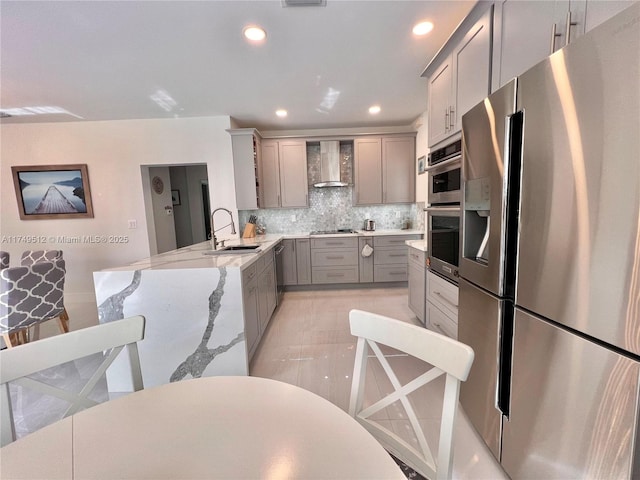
[11,164,94,220]
[171,189,181,206]
[417,155,426,175]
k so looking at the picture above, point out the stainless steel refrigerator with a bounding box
[458,3,640,478]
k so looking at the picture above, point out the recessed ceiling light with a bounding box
[276,109,288,117]
[413,21,434,36]
[243,26,267,42]
[369,105,381,115]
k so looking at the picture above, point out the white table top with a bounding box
[1,376,405,479]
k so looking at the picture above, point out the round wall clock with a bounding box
[152,176,164,194]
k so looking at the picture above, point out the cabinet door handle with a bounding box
[327,256,344,260]
[444,108,449,132]
[550,23,561,53]
[449,106,455,129]
[565,10,578,46]
[389,254,405,258]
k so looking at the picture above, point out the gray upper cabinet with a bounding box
[353,137,383,205]
[260,140,281,208]
[228,128,261,210]
[427,6,493,147]
[427,60,454,147]
[354,135,415,205]
[279,140,308,207]
[492,0,633,90]
[453,7,492,130]
[260,139,308,208]
[382,136,416,204]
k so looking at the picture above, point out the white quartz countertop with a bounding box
[406,239,428,252]
[99,230,424,272]
[99,235,283,272]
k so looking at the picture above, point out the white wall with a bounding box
[0,116,236,322]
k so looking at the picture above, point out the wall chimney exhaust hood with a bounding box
[314,141,348,187]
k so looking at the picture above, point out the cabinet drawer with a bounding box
[408,247,427,268]
[256,251,274,272]
[311,248,358,267]
[373,235,420,247]
[427,301,457,340]
[374,246,408,265]
[312,266,359,284]
[427,271,459,316]
[374,264,408,282]
[310,237,358,249]
[242,263,258,284]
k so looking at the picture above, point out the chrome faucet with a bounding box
[211,208,236,250]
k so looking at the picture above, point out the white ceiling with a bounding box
[0,0,475,131]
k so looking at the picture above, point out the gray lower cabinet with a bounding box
[295,239,311,285]
[358,237,374,283]
[311,237,359,284]
[257,253,277,335]
[281,238,311,286]
[373,235,421,282]
[241,263,260,359]
[281,239,298,285]
[407,246,427,324]
[426,270,459,340]
[244,249,277,362]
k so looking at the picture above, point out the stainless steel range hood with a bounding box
[314,141,348,187]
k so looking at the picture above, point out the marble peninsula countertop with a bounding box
[98,229,424,272]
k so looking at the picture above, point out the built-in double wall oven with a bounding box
[426,139,461,284]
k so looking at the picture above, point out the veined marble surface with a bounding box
[94,266,246,392]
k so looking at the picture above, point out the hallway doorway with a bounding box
[141,164,211,254]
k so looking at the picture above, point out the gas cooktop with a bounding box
[309,229,357,235]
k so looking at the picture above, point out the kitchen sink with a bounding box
[203,245,261,255]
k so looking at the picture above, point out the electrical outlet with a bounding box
[290,214,296,222]
[395,211,401,218]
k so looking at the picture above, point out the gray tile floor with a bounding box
[251,287,438,451]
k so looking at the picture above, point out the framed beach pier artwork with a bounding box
[11,164,94,220]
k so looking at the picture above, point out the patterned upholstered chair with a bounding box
[0,260,66,348]
[20,250,69,333]
[20,250,63,266]
[0,252,9,270]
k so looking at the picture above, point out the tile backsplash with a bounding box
[239,187,424,234]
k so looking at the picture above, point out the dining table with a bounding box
[0,375,405,479]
